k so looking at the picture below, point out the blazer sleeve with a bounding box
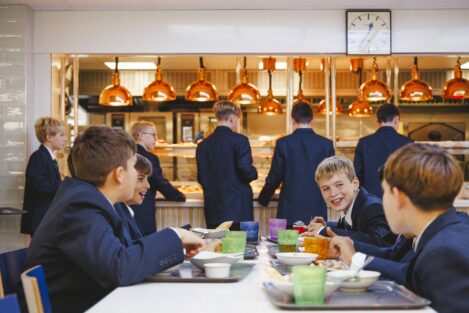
[26,153,61,195]
[57,205,184,288]
[353,140,365,186]
[366,257,409,285]
[234,136,258,184]
[149,155,186,201]
[258,144,284,206]
[354,240,394,259]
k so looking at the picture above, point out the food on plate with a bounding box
[215,221,233,231]
[177,185,202,193]
[313,259,347,270]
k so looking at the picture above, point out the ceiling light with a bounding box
[99,57,133,107]
[442,57,469,100]
[359,57,391,102]
[399,57,433,102]
[317,99,343,115]
[143,57,176,102]
[258,57,283,115]
[258,60,287,70]
[185,57,218,102]
[293,57,312,105]
[348,98,373,117]
[229,56,261,105]
[104,61,156,70]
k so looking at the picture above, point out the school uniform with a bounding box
[354,126,413,198]
[23,177,184,313]
[406,208,469,313]
[20,145,61,235]
[196,126,258,227]
[258,128,334,225]
[132,144,185,235]
[115,203,144,241]
[320,187,395,246]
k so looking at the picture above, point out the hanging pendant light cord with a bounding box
[157,56,161,66]
[114,57,118,74]
[299,70,303,93]
[243,56,248,78]
[268,70,273,91]
[414,57,418,71]
[199,56,205,70]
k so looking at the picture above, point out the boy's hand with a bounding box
[311,216,327,227]
[327,227,355,265]
[175,228,206,259]
[306,222,325,235]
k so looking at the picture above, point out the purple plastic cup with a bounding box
[269,218,287,241]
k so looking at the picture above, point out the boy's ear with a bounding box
[352,176,360,191]
[112,166,125,185]
[394,187,409,211]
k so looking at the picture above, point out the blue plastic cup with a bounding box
[240,221,260,242]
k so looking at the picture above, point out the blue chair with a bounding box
[21,265,52,313]
[0,294,21,313]
[0,248,27,296]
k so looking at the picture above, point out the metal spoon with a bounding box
[343,256,375,283]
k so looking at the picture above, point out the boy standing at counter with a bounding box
[23,126,204,313]
[258,101,334,225]
[307,156,394,246]
[196,100,258,229]
[130,121,185,235]
[353,103,413,198]
[21,117,66,239]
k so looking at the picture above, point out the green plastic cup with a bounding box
[277,229,299,253]
[293,266,326,305]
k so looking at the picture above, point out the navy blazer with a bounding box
[21,145,61,235]
[320,188,395,246]
[406,209,469,313]
[354,236,414,285]
[115,203,144,241]
[132,144,185,235]
[258,128,334,225]
[354,127,413,198]
[23,178,184,313]
[196,126,258,226]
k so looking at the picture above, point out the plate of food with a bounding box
[327,270,381,292]
[275,252,318,266]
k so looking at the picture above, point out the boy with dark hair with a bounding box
[21,117,66,239]
[23,126,204,313]
[129,121,185,235]
[380,143,468,313]
[354,103,413,198]
[196,100,258,229]
[306,156,394,246]
[258,101,334,225]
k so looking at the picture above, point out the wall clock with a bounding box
[346,10,391,55]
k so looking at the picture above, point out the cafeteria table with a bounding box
[87,241,436,313]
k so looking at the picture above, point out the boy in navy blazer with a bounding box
[130,121,185,235]
[258,101,334,225]
[353,103,413,198]
[196,100,258,229]
[307,156,394,246]
[23,126,204,313]
[380,143,469,313]
[21,117,65,239]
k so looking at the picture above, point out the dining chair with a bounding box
[0,294,21,313]
[21,265,52,313]
[0,247,27,296]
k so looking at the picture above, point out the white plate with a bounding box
[327,270,381,291]
[275,252,318,266]
[190,251,242,270]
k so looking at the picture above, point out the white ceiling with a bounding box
[5,0,469,11]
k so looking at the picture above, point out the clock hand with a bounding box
[359,23,375,49]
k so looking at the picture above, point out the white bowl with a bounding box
[275,252,318,266]
[271,280,340,298]
[327,270,381,291]
[204,263,231,278]
[190,251,242,270]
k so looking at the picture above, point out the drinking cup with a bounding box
[269,218,287,241]
[293,266,326,305]
[277,229,299,252]
[240,221,260,242]
[304,237,329,260]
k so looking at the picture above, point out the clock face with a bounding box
[346,10,391,55]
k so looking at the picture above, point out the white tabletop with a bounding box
[87,243,436,313]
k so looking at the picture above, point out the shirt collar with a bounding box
[43,144,56,160]
[125,203,135,217]
[413,216,438,252]
[341,191,358,227]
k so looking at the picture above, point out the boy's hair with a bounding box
[135,154,152,176]
[376,103,400,123]
[384,143,463,211]
[315,156,356,182]
[35,117,65,143]
[291,101,313,124]
[72,126,136,186]
[130,121,155,140]
[213,100,241,121]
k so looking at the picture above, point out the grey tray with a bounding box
[263,280,431,310]
[146,263,255,283]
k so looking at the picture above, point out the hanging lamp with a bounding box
[99,57,133,106]
[258,57,283,115]
[229,57,261,105]
[442,57,469,100]
[399,57,433,102]
[185,57,218,102]
[143,57,176,102]
[348,62,373,117]
[317,99,343,115]
[359,57,391,102]
[293,57,312,105]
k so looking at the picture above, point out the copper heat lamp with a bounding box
[185,57,218,102]
[258,57,283,115]
[399,57,433,102]
[99,57,133,106]
[359,57,391,102]
[348,58,373,117]
[143,57,176,102]
[442,57,469,100]
[293,57,312,105]
[317,99,343,115]
[229,56,261,105]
